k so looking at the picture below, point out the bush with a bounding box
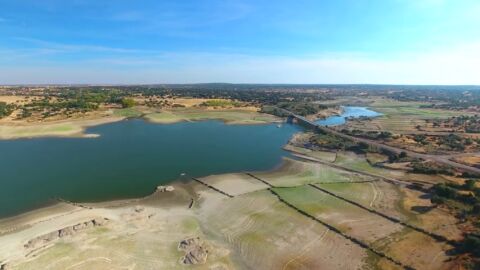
[411,161,454,175]
[461,235,480,257]
[465,180,477,191]
[472,203,480,214]
[432,183,457,199]
[431,195,446,204]
[201,100,241,107]
[0,102,15,118]
[121,98,136,108]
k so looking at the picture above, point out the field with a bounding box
[342,98,474,133]
[198,173,270,196]
[197,189,370,270]
[145,108,278,125]
[0,96,30,105]
[284,144,337,162]
[452,155,480,168]
[253,158,356,186]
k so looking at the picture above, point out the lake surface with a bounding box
[0,120,301,217]
[0,106,380,218]
[316,106,382,126]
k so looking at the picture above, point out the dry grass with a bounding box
[453,155,480,168]
[0,96,30,105]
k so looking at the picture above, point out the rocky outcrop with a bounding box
[156,185,175,192]
[178,237,208,265]
[24,218,108,249]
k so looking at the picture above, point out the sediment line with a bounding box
[191,178,234,198]
[269,189,414,270]
[54,198,93,210]
[245,173,274,187]
[308,184,455,245]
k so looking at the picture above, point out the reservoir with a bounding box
[0,107,380,217]
[316,106,382,126]
[0,120,300,217]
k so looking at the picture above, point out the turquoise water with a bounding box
[0,120,300,217]
[316,106,382,126]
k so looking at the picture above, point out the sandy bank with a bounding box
[0,107,280,140]
[0,116,125,140]
[145,108,280,125]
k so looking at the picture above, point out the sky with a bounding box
[0,0,479,85]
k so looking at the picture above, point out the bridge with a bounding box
[278,107,480,175]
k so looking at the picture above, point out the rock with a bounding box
[25,231,58,249]
[58,227,75,237]
[73,223,87,231]
[24,218,108,249]
[1,263,9,270]
[84,220,94,228]
[93,218,107,226]
[134,206,145,213]
[157,185,175,192]
[43,231,60,242]
[179,237,208,265]
[178,237,200,250]
[183,246,208,265]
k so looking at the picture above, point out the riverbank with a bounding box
[144,108,280,125]
[0,106,281,140]
[0,115,124,140]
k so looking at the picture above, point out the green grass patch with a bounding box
[181,217,201,232]
[273,186,329,214]
[200,99,241,107]
[114,107,143,117]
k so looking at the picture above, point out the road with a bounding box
[280,108,480,175]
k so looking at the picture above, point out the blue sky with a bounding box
[0,0,479,84]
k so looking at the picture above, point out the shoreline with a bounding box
[0,156,293,223]
[0,108,282,140]
[0,116,126,140]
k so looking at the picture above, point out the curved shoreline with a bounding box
[0,116,126,140]
[0,109,280,140]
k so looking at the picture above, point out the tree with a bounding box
[464,179,477,191]
[121,98,135,108]
[462,235,480,257]
[0,102,15,118]
[472,203,480,214]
